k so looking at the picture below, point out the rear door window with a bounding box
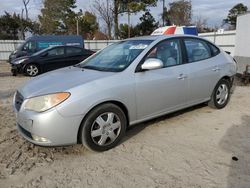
[47,47,65,57]
[66,47,82,55]
[184,38,212,63]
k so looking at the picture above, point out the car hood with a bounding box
[18,67,115,98]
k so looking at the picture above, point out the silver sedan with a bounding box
[14,35,237,151]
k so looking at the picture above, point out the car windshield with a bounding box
[78,40,153,72]
[16,42,24,51]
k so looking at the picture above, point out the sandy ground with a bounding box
[0,61,249,188]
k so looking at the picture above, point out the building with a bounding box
[234,12,250,73]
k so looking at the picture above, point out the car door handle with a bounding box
[212,67,220,71]
[178,74,188,80]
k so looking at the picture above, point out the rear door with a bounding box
[183,38,221,104]
[64,47,89,66]
[135,39,189,120]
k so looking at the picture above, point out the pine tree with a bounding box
[38,0,77,34]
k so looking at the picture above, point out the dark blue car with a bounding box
[10,46,94,76]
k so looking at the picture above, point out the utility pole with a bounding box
[127,0,131,38]
[128,8,131,38]
[114,0,119,39]
[76,19,79,35]
[76,9,83,36]
[162,0,165,26]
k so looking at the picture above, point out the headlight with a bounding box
[24,92,70,112]
[14,58,27,64]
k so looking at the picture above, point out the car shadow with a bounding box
[121,103,207,144]
[219,115,250,188]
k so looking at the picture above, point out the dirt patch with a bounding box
[0,62,250,187]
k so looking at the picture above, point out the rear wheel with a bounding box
[80,103,127,152]
[25,64,39,77]
[208,79,231,109]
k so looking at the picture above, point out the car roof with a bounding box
[124,34,201,41]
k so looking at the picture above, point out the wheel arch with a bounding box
[77,100,130,144]
[220,75,233,87]
[209,75,233,102]
[208,76,232,109]
[24,62,40,69]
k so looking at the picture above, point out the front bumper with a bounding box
[11,63,24,75]
[15,107,83,146]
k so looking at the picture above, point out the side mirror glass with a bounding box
[141,58,163,71]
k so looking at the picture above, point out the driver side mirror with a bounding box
[141,58,164,71]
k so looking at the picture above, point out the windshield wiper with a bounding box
[81,65,120,72]
[81,65,105,71]
[73,64,81,68]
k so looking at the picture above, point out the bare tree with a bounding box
[22,0,30,20]
[19,0,30,39]
[93,0,114,39]
[166,0,192,26]
[193,15,207,33]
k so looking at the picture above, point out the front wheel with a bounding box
[208,79,231,109]
[25,64,40,77]
[80,103,127,152]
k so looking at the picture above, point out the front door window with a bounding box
[145,39,182,68]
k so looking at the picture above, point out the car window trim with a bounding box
[135,37,186,73]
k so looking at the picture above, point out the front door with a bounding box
[135,39,189,120]
[41,47,66,71]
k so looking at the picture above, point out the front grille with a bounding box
[15,91,24,111]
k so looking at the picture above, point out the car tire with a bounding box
[80,103,127,152]
[208,79,231,109]
[25,64,40,77]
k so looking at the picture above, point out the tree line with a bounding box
[0,0,248,40]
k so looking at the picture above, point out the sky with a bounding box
[0,0,249,28]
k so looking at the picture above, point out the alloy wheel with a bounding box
[90,112,121,146]
[26,65,39,76]
[216,84,229,105]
